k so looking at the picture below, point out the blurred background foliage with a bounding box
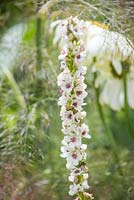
[0,0,134,200]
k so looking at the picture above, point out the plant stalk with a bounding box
[93,72,123,176]
[36,0,42,72]
[122,69,134,141]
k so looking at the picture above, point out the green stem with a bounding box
[78,192,85,200]
[36,0,42,72]
[2,67,26,109]
[93,72,123,176]
[123,70,134,141]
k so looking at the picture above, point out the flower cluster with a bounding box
[57,17,92,198]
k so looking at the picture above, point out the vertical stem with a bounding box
[123,70,134,141]
[36,0,42,72]
[93,72,123,176]
[94,77,107,129]
[93,73,113,139]
[78,192,85,200]
[2,67,26,109]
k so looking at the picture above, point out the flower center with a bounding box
[72,153,77,159]
[76,91,82,96]
[77,55,81,59]
[66,83,71,88]
[67,113,73,119]
[73,102,78,107]
[70,137,77,142]
[82,131,86,135]
[61,49,66,55]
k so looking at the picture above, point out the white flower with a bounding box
[75,66,87,76]
[61,136,81,147]
[73,98,84,110]
[127,73,134,108]
[61,109,74,126]
[85,21,134,110]
[75,51,86,65]
[58,95,67,106]
[68,169,89,183]
[74,111,86,123]
[69,184,81,196]
[69,172,89,195]
[86,32,106,58]
[74,85,88,99]
[60,60,66,70]
[112,59,122,75]
[85,21,133,67]
[75,78,87,89]
[50,19,68,45]
[61,143,87,169]
[99,78,124,110]
[77,123,91,139]
[58,46,68,60]
[68,17,87,39]
[81,179,89,190]
[73,45,81,55]
[68,170,89,195]
[99,72,134,110]
[57,69,74,93]
[61,123,77,135]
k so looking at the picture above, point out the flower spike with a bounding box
[57,16,93,199]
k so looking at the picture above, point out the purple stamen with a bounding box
[68,113,72,119]
[77,55,81,59]
[70,137,76,142]
[76,91,82,96]
[66,83,71,89]
[72,153,77,159]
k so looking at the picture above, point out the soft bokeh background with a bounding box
[0,1,134,200]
